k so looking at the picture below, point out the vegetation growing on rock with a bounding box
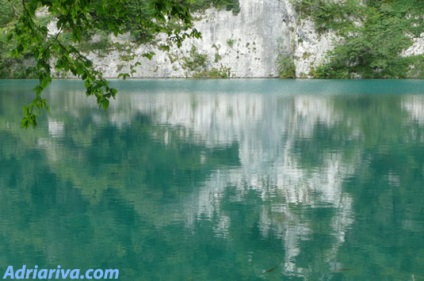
[292,0,424,78]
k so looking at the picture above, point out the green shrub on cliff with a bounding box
[192,0,240,14]
[293,0,424,79]
[278,55,296,79]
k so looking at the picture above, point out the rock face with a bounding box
[86,0,338,78]
[402,33,424,57]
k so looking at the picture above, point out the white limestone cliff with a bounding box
[82,0,338,78]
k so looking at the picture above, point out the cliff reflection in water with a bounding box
[3,80,424,280]
[44,80,359,277]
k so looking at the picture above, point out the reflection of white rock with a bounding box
[119,90,356,278]
[44,84,358,279]
[35,118,65,163]
[293,96,336,138]
[130,92,267,147]
[48,118,64,138]
[37,138,60,162]
[402,95,424,125]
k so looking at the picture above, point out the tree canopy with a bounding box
[3,0,201,128]
[293,0,424,79]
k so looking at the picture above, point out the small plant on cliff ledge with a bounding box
[191,0,240,15]
[194,65,232,78]
[277,55,296,79]
[226,38,235,48]
[182,46,208,73]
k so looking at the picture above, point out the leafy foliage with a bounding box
[191,0,240,14]
[293,0,424,79]
[1,0,200,128]
[277,54,296,78]
[193,66,232,78]
[0,0,245,127]
[182,46,208,73]
[406,55,424,79]
[292,0,361,34]
[182,46,232,78]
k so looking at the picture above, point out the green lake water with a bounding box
[1,79,424,280]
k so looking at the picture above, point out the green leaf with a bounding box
[142,52,155,60]
[118,73,130,80]
[100,98,109,110]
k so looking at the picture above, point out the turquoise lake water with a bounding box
[1,79,424,280]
